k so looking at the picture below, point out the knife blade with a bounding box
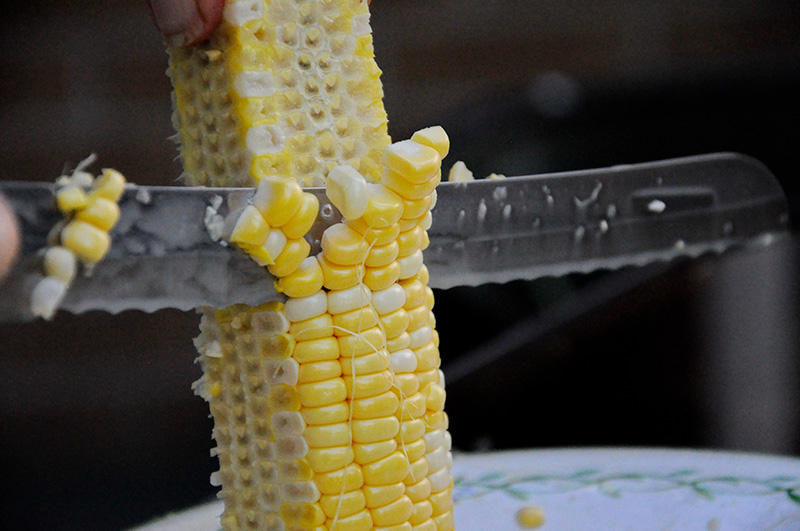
[0,152,789,321]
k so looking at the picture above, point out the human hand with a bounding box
[147,0,226,47]
[0,193,20,282]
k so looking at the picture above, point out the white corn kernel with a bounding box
[326,165,368,220]
[389,349,417,374]
[425,446,449,472]
[371,284,406,315]
[423,429,445,452]
[428,467,451,493]
[284,289,328,322]
[30,276,68,320]
[408,326,433,349]
[448,161,474,182]
[327,284,372,315]
[397,249,423,279]
[42,246,77,283]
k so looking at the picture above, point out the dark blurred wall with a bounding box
[1,1,798,529]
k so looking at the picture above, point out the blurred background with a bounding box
[1,0,799,529]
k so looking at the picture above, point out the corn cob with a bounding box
[167,2,454,529]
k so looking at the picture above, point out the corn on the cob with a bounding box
[168,2,453,529]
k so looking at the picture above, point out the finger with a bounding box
[148,0,225,47]
[0,193,20,282]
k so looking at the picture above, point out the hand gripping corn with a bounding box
[168,2,454,529]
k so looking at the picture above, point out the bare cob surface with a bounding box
[167,1,453,529]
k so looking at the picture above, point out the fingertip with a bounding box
[150,0,225,47]
[0,193,20,282]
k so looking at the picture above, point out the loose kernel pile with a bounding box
[30,159,126,319]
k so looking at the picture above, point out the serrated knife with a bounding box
[0,152,789,321]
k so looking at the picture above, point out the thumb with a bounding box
[147,0,225,47]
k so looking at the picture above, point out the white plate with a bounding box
[132,448,800,530]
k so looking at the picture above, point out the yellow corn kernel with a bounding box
[293,336,339,364]
[422,411,447,432]
[302,402,351,426]
[401,279,426,309]
[346,218,401,247]
[253,176,303,226]
[74,196,120,231]
[327,164,368,220]
[42,246,77,283]
[365,240,400,268]
[290,314,335,342]
[297,360,342,384]
[405,458,429,486]
[362,451,409,486]
[352,391,399,419]
[394,373,421,397]
[277,459,314,483]
[321,223,369,265]
[379,308,410,339]
[423,384,446,412]
[397,419,426,445]
[93,168,126,201]
[363,262,401,292]
[337,326,385,357]
[407,305,431,332]
[325,509,373,531]
[414,342,440,371]
[242,228,287,266]
[399,392,427,420]
[344,371,395,399]
[401,439,428,464]
[416,369,440,388]
[268,237,311,277]
[354,440,398,466]
[383,140,440,183]
[341,349,389,376]
[405,479,432,503]
[317,254,363,291]
[297,377,347,408]
[386,332,411,353]
[278,256,324,298]
[410,126,450,160]
[375,523,412,531]
[362,184,404,228]
[304,422,351,447]
[332,306,380,333]
[400,194,433,220]
[382,169,441,201]
[432,510,455,531]
[280,191,319,239]
[314,463,364,495]
[396,226,423,258]
[371,495,413,527]
[61,220,110,264]
[409,500,434,525]
[429,489,453,515]
[352,417,400,444]
[229,205,269,246]
[320,490,366,518]
[306,446,355,474]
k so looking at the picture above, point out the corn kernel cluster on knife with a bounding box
[0,152,790,322]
